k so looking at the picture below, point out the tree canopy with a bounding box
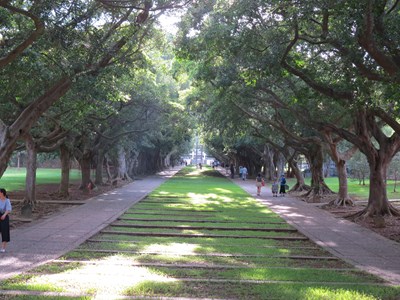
[1,1,400,219]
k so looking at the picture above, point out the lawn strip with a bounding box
[72,248,339,261]
[102,227,302,237]
[90,234,324,252]
[124,212,215,217]
[122,212,285,221]
[109,223,298,232]
[86,238,319,250]
[129,208,221,212]
[95,233,315,246]
[62,252,354,269]
[100,230,307,240]
[52,259,357,271]
[83,239,329,256]
[104,225,299,235]
[0,290,90,298]
[125,281,400,300]
[144,266,382,283]
[117,217,288,224]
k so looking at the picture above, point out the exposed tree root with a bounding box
[346,203,400,221]
[302,185,335,203]
[289,183,311,193]
[327,197,355,207]
[53,191,70,200]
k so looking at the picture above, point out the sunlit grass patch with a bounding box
[5,256,175,297]
[26,262,82,274]
[116,219,295,229]
[123,280,400,300]
[75,239,327,257]
[4,296,90,300]
[0,274,64,293]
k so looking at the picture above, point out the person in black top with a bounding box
[279,174,286,196]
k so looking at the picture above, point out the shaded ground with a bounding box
[10,181,130,229]
[291,192,400,243]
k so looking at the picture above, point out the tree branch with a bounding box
[0,3,45,68]
[281,22,354,101]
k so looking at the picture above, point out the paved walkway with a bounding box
[228,172,400,286]
[0,167,182,280]
[1,166,400,287]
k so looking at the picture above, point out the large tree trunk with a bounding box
[156,149,163,172]
[95,149,105,185]
[262,144,274,180]
[59,144,71,198]
[274,152,285,179]
[104,154,112,183]
[78,153,93,191]
[322,131,357,207]
[328,160,354,206]
[288,155,310,192]
[352,157,399,219]
[115,146,131,181]
[303,143,334,202]
[335,109,400,219]
[164,148,177,168]
[127,149,139,179]
[22,135,37,217]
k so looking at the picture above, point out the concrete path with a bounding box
[0,166,182,281]
[229,173,400,286]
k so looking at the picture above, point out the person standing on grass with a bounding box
[0,188,12,252]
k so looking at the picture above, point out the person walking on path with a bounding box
[241,166,248,180]
[230,163,235,179]
[255,173,264,196]
[279,174,286,196]
[0,188,12,252]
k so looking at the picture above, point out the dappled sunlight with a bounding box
[187,192,235,204]
[316,241,339,247]
[187,169,202,176]
[263,202,315,220]
[213,188,233,194]
[142,242,198,255]
[26,255,176,297]
[304,286,378,300]
[158,191,171,195]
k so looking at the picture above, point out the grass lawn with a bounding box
[0,168,82,191]
[286,177,400,200]
[2,167,399,299]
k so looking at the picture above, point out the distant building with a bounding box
[182,135,214,165]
